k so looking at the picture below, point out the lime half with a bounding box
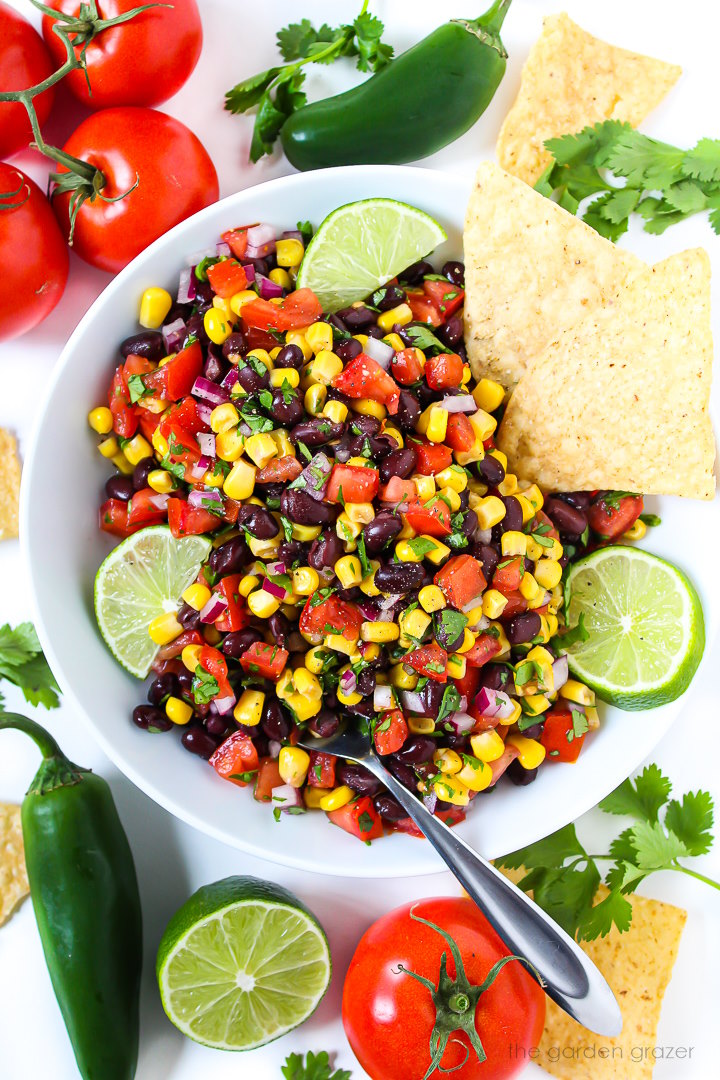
[94,525,212,678]
[296,197,447,311]
[563,546,705,710]
[156,876,331,1051]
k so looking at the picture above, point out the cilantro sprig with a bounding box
[536,121,720,240]
[282,1050,351,1080]
[496,764,719,941]
[0,622,61,711]
[225,2,393,162]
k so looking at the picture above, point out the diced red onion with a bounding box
[299,452,332,501]
[197,432,216,458]
[221,367,239,391]
[188,487,222,510]
[458,695,468,712]
[213,694,236,716]
[199,593,228,624]
[196,402,213,426]
[423,790,438,815]
[271,784,304,811]
[256,274,284,300]
[552,655,569,690]
[363,335,394,370]
[440,394,476,412]
[262,577,287,600]
[474,527,492,544]
[488,745,520,786]
[186,247,215,266]
[148,492,170,511]
[461,590,485,613]
[216,241,231,257]
[177,268,194,304]
[445,711,475,735]
[246,241,276,260]
[188,462,206,482]
[465,611,490,632]
[373,685,395,712]
[238,422,252,437]
[401,691,424,714]
[474,687,516,720]
[268,739,282,760]
[358,601,380,621]
[340,669,357,695]
[197,455,212,473]
[241,262,255,283]
[283,229,303,241]
[266,560,286,577]
[192,376,230,405]
[247,223,275,248]
[162,317,186,352]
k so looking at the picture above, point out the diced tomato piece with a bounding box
[99,498,139,538]
[393,807,466,837]
[404,498,452,537]
[425,352,464,391]
[499,590,527,619]
[254,757,283,801]
[331,353,400,414]
[108,364,137,438]
[299,592,363,642]
[123,354,155,378]
[244,324,282,352]
[207,258,248,298]
[307,751,336,789]
[444,413,475,454]
[493,555,524,594]
[138,410,161,441]
[167,497,222,538]
[406,642,448,682]
[256,455,303,483]
[164,395,210,435]
[158,415,201,472]
[378,477,416,504]
[196,645,233,701]
[239,641,289,680]
[413,440,453,475]
[462,632,502,669]
[488,744,520,785]
[587,494,643,539]
[143,341,203,401]
[326,463,379,505]
[222,226,253,259]
[327,795,384,841]
[452,664,481,701]
[423,278,465,322]
[406,288,441,326]
[540,707,586,763]
[241,287,323,332]
[127,488,166,528]
[210,732,260,787]
[373,709,408,756]
[392,348,425,386]
[155,629,204,661]
[530,509,560,542]
[434,555,486,610]
[213,574,249,633]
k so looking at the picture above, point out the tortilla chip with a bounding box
[497,13,682,186]
[498,248,716,500]
[463,163,644,390]
[0,428,21,540]
[0,802,29,927]
[537,887,686,1080]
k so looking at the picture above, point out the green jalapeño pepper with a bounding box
[1,714,142,1080]
[281,0,512,170]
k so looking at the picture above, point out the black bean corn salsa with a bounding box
[90,222,647,842]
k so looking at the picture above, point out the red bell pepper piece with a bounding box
[425,352,464,391]
[142,341,203,401]
[222,226,253,259]
[167,498,222,538]
[391,347,425,385]
[299,592,363,642]
[196,645,233,701]
[378,477,416,504]
[406,288,441,326]
[241,287,323,332]
[587,495,643,539]
[256,455,303,483]
[540,707,587,763]
[423,278,465,322]
[393,807,466,837]
[493,555,524,594]
[108,364,138,438]
[462,632,502,669]
[444,413,476,453]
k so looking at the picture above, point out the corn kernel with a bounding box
[472,378,505,413]
[497,473,518,497]
[98,436,119,458]
[413,474,436,501]
[294,669,322,700]
[438,486,460,512]
[165,696,193,725]
[111,452,135,476]
[399,608,431,642]
[430,775,470,806]
[345,501,374,525]
[523,694,551,716]
[447,654,466,679]
[434,748,463,775]
[285,329,312,360]
[476,496,506,530]
[88,406,113,434]
[304,383,327,415]
[247,588,280,618]
[383,332,405,352]
[457,628,477,654]
[335,513,361,544]
[361,621,399,643]
[287,691,322,722]
[501,531,527,557]
[435,465,468,493]
[269,367,299,391]
[304,787,326,809]
[359,562,381,596]
[223,458,256,501]
[292,523,322,543]
[181,644,203,672]
[310,350,343,385]
[468,409,497,443]
[526,588,549,611]
[209,403,239,434]
[319,399,346,424]
[337,679,363,707]
[182,583,211,611]
[204,307,232,345]
[143,469,171,495]
[139,286,172,329]
[122,434,152,466]
[243,433,277,469]
[247,535,280,559]
[419,585,445,612]
[148,612,183,646]
[516,494,535,525]
[353,333,369,350]
[586,706,600,730]
[470,730,505,763]
[464,604,485,630]
[454,438,485,467]
[408,716,435,735]
[319,785,354,811]
[525,537,544,561]
[325,634,358,655]
[228,290,256,316]
[304,646,329,674]
[278,746,310,787]
[560,679,596,706]
[418,404,448,444]
[520,572,540,601]
[150,426,169,457]
[382,425,404,449]
[482,589,508,619]
[304,321,333,355]
[233,689,265,727]
[457,756,493,792]
[213,429,243,462]
[507,734,546,769]
[351,398,386,420]
[390,664,418,690]
[624,519,647,541]
[534,559,563,590]
[395,539,423,563]
[276,238,304,267]
[377,303,412,332]
[521,484,544,512]
[292,567,319,597]
[334,555,361,589]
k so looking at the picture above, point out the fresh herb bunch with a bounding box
[225,1,393,161]
[282,1050,351,1080]
[496,764,718,941]
[0,622,61,711]
[535,120,720,240]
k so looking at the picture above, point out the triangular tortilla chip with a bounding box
[498,248,716,500]
[0,803,29,927]
[497,13,682,186]
[0,429,21,541]
[463,163,644,390]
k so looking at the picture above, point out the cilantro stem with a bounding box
[673,864,720,891]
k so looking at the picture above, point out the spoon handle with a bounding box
[368,760,622,1036]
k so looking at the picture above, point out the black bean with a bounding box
[520,723,542,741]
[458,490,470,511]
[439,314,463,348]
[477,454,505,487]
[386,757,417,790]
[445,734,470,753]
[261,700,291,742]
[270,387,304,426]
[356,669,376,696]
[147,672,179,706]
[345,700,375,721]
[132,704,172,733]
[281,488,335,526]
[205,715,232,737]
[374,793,407,822]
[244,256,269,276]
[236,504,278,539]
[176,670,194,698]
[177,602,202,631]
[120,330,164,360]
[184,312,209,348]
[203,352,227,383]
[132,458,154,491]
[395,390,421,431]
[473,542,499,582]
[461,509,478,537]
[181,725,217,758]
[507,760,538,787]
[497,495,523,534]
[340,305,375,329]
[420,681,445,719]
[400,259,433,284]
[268,611,290,647]
[274,344,304,369]
[433,613,464,653]
[308,709,340,738]
[374,562,428,594]
[222,330,248,359]
[308,531,343,570]
[379,447,417,484]
[376,285,407,311]
[362,513,402,554]
[442,260,465,287]
[105,475,134,501]
[324,312,348,334]
[236,359,269,393]
[349,415,382,437]
[337,763,382,796]
[336,338,362,363]
[222,628,263,658]
[395,736,436,765]
[277,539,307,565]
[209,536,249,577]
[479,663,514,692]
[507,612,542,645]
[543,496,587,538]
[290,418,344,447]
[559,491,592,511]
[193,278,214,306]
[255,481,283,507]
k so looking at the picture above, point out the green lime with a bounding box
[156,876,331,1051]
[296,197,447,311]
[563,546,705,710]
[94,525,212,678]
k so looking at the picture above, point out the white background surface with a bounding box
[1,1,719,1077]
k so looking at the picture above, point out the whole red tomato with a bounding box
[41,0,202,108]
[342,897,545,1080]
[52,107,218,272]
[0,0,55,158]
[0,164,68,342]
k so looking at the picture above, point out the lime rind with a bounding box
[563,546,705,710]
[94,525,212,678]
[297,197,447,311]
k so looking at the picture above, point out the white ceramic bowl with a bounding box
[22,165,719,877]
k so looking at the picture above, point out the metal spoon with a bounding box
[297,724,622,1036]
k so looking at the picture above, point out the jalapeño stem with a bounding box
[0,713,87,795]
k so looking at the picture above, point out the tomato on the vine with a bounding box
[342,897,545,1080]
[0,0,55,158]
[52,107,218,272]
[0,164,68,342]
[42,0,202,108]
